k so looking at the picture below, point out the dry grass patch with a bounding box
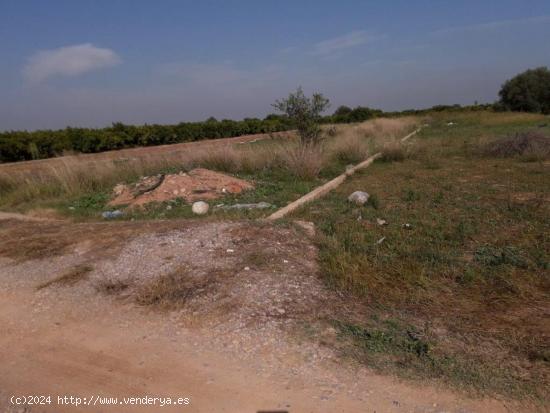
[482,130,550,160]
[36,265,93,290]
[279,143,325,179]
[0,117,422,211]
[134,267,220,309]
[379,142,407,162]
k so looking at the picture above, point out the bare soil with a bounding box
[0,215,534,412]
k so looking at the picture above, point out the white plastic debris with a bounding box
[101,210,124,219]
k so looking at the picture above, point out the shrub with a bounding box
[482,130,550,160]
[380,143,406,162]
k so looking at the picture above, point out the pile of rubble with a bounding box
[109,168,254,208]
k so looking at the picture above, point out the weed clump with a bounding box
[135,267,217,309]
[36,265,93,290]
[380,143,407,162]
[474,245,528,268]
[482,130,550,160]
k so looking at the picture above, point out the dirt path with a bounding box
[0,287,517,413]
[0,217,529,412]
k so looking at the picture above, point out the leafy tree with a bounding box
[334,105,352,117]
[272,87,330,146]
[499,67,550,114]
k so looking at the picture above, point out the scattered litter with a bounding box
[109,168,254,207]
[283,259,289,264]
[348,191,370,206]
[166,205,172,211]
[226,249,235,253]
[376,218,387,226]
[402,223,412,229]
[244,266,250,271]
[68,206,75,210]
[192,201,209,215]
[220,202,272,210]
[101,210,124,219]
[376,236,386,245]
[447,122,456,126]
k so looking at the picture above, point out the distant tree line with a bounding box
[0,104,493,163]
[0,97,536,164]
[0,117,293,162]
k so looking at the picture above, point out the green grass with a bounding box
[332,317,534,398]
[57,168,321,221]
[291,111,550,400]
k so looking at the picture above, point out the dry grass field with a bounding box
[1,112,548,411]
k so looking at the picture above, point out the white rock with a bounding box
[348,191,370,206]
[192,201,209,215]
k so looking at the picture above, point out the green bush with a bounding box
[499,67,550,114]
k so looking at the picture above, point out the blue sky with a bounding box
[1,0,549,130]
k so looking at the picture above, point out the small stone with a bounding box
[348,191,370,206]
[166,205,172,210]
[192,201,209,215]
[101,210,124,219]
[294,220,315,237]
[376,218,387,226]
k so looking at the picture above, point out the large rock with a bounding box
[348,191,370,206]
[192,201,209,215]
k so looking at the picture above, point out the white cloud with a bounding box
[431,15,550,36]
[311,31,374,56]
[23,43,121,83]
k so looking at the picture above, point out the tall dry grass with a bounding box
[324,116,419,164]
[0,116,419,208]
